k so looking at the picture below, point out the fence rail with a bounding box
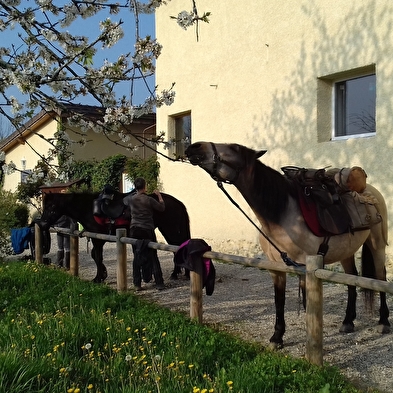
[34,224,393,366]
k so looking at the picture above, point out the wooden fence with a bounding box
[34,224,393,366]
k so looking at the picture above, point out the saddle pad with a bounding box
[93,215,129,227]
[297,191,326,237]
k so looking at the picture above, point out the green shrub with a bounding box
[91,154,128,191]
[0,190,30,256]
[124,155,160,193]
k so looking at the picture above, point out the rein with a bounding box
[216,181,302,268]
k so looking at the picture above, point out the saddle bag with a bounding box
[340,191,382,230]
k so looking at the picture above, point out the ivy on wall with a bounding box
[68,154,160,193]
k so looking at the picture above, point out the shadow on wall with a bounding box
[245,2,393,256]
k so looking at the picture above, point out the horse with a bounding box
[185,141,390,348]
[38,190,191,283]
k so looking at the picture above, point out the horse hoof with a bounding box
[339,324,355,333]
[268,341,284,350]
[377,324,391,334]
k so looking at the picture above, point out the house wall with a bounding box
[67,122,155,161]
[2,116,156,194]
[2,117,58,193]
[156,1,393,258]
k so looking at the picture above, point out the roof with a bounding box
[0,103,156,152]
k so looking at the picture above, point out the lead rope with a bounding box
[216,181,303,268]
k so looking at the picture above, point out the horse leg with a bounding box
[91,239,108,283]
[170,262,190,280]
[170,263,182,280]
[362,244,390,333]
[339,256,358,333]
[269,271,286,349]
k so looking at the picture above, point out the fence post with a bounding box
[34,223,43,263]
[116,228,127,292]
[190,258,203,323]
[69,222,79,277]
[305,254,324,366]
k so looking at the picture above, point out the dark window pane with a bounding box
[175,114,191,156]
[335,74,376,137]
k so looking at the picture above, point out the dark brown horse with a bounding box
[186,141,390,348]
[38,191,190,283]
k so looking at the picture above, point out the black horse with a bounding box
[38,190,191,283]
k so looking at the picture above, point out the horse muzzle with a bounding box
[185,143,206,165]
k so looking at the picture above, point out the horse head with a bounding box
[185,142,266,184]
[39,193,67,230]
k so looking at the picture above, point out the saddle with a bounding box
[282,166,382,237]
[93,185,130,228]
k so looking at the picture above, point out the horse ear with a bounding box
[255,150,267,159]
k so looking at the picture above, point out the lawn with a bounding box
[0,260,379,393]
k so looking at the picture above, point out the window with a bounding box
[20,169,32,184]
[170,112,191,157]
[317,65,376,142]
[334,74,376,138]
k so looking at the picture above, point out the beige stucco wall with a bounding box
[3,117,58,193]
[67,123,155,162]
[156,1,393,258]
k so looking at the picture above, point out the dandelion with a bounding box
[226,380,234,390]
[87,384,94,390]
[189,364,194,369]
[84,343,92,350]
[125,354,132,361]
[161,332,167,337]
[193,387,200,393]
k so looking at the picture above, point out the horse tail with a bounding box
[361,242,375,312]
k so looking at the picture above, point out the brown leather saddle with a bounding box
[282,166,381,237]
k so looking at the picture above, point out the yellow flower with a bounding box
[74,389,80,393]
[189,364,194,369]
[193,387,200,393]
[87,384,94,389]
[226,381,233,387]
[67,389,74,393]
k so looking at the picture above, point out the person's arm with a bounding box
[152,190,165,211]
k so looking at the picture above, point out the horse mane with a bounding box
[248,156,294,224]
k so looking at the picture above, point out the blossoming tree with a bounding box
[0,0,209,180]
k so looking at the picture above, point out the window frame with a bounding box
[333,73,376,140]
[317,65,376,143]
[169,111,191,158]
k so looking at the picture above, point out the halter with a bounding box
[209,142,302,268]
[211,142,241,184]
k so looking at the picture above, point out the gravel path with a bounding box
[29,235,393,392]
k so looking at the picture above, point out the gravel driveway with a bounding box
[35,235,393,393]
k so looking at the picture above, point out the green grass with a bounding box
[0,260,379,393]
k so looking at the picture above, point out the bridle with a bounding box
[209,142,302,268]
[210,142,242,184]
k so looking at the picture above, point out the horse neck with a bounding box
[234,161,292,224]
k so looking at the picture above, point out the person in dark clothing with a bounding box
[123,177,166,291]
[55,215,74,269]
